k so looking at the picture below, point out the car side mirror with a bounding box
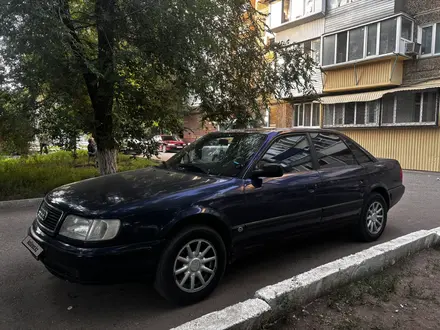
[251,164,284,178]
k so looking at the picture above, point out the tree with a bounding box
[0,0,314,174]
[0,89,36,155]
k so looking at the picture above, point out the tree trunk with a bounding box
[97,148,118,175]
[59,0,117,175]
[92,0,117,175]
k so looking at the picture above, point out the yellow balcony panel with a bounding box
[323,58,404,93]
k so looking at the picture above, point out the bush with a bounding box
[0,151,158,201]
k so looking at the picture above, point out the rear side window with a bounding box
[310,133,357,168]
[345,139,374,164]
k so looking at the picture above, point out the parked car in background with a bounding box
[154,135,187,153]
[23,129,405,305]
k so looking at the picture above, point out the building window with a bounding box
[419,23,440,56]
[349,27,365,61]
[323,35,336,66]
[303,38,321,63]
[282,0,291,23]
[379,18,397,55]
[421,26,433,55]
[336,31,348,63]
[327,0,356,10]
[381,91,438,126]
[270,0,323,28]
[367,23,378,56]
[436,24,440,54]
[401,17,413,41]
[323,101,380,127]
[293,103,320,127]
[321,16,413,66]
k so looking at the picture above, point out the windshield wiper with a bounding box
[178,163,210,175]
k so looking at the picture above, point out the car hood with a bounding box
[45,167,221,216]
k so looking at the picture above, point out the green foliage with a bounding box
[0,90,36,155]
[0,150,157,201]
[0,0,314,172]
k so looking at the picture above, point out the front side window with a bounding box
[379,18,397,55]
[382,91,438,125]
[166,133,266,177]
[310,133,357,168]
[259,135,313,173]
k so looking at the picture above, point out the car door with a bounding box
[310,132,368,225]
[236,134,322,247]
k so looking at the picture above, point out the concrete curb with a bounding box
[0,197,43,210]
[171,229,440,330]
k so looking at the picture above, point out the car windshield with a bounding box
[162,135,180,141]
[166,132,266,177]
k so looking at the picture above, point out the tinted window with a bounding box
[346,140,373,164]
[259,135,313,173]
[310,133,357,168]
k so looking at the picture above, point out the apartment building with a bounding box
[265,0,440,172]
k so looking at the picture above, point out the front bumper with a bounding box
[28,221,164,284]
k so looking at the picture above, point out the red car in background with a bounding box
[154,135,187,153]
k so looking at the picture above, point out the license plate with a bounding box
[176,146,183,149]
[22,236,44,259]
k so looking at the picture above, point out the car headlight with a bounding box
[59,215,121,241]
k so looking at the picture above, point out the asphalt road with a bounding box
[1,171,440,330]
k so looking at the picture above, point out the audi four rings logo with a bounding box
[38,208,48,221]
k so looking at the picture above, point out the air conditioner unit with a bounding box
[404,41,421,56]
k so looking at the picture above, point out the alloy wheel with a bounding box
[173,239,217,293]
[366,201,384,235]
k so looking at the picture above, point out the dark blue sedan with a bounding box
[23,129,405,305]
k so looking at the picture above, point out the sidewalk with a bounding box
[271,247,440,330]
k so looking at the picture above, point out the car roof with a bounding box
[222,127,343,136]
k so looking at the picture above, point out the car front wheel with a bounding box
[356,192,388,242]
[154,225,227,305]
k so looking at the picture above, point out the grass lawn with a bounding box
[0,150,158,201]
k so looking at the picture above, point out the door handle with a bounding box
[308,183,318,193]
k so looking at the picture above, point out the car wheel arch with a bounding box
[163,214,232,259]
[369,185,390,209]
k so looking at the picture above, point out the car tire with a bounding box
[355,192,388,242]
[161,145,167,153]
[154,225,227,305]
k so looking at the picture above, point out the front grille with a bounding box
[37,202,63,233]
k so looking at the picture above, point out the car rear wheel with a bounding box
[356,193,388,242]
[154,225,226,305]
